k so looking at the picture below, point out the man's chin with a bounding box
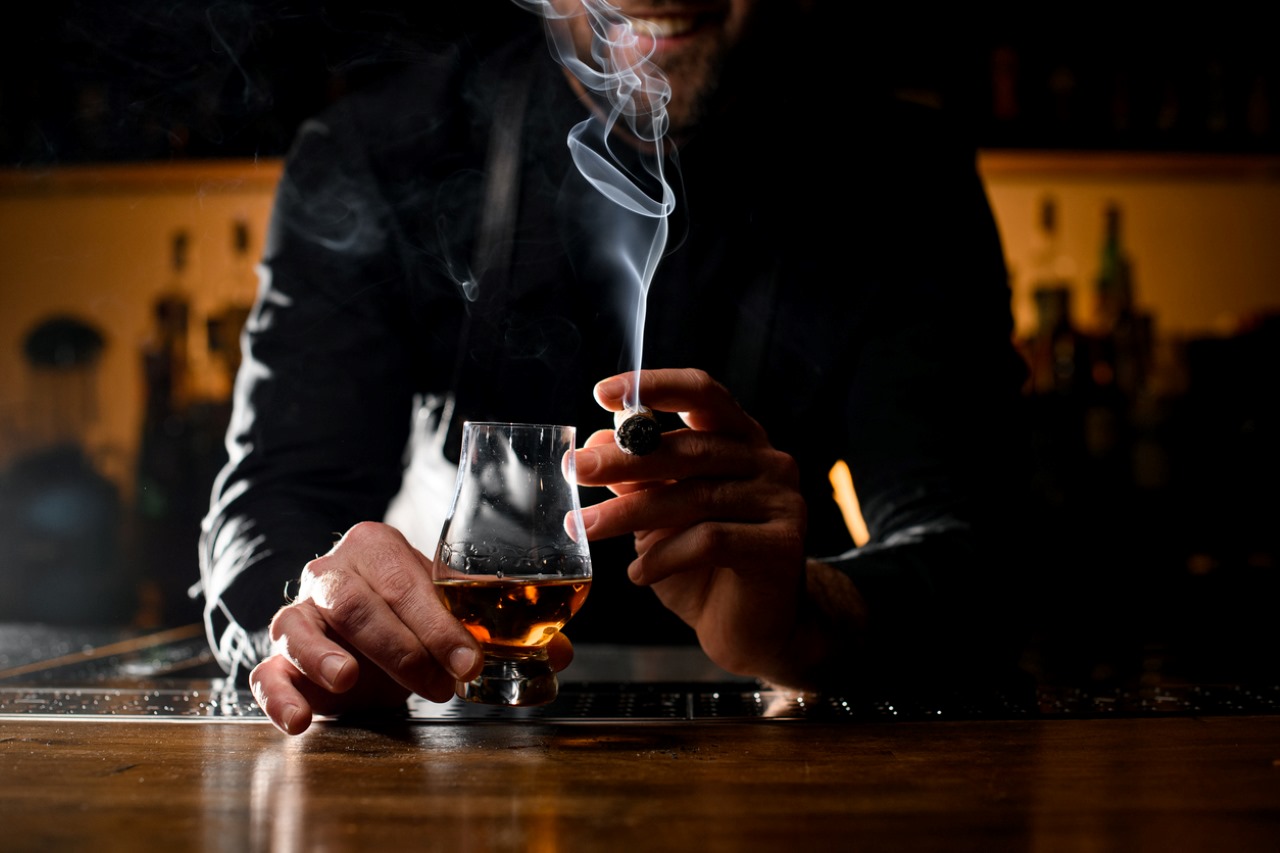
[654,56,724,141]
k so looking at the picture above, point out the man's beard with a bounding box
[659,44,727,138]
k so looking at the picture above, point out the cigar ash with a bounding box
[614,406,661,456]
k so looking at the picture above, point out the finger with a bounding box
[251,648,423,736]
[594,368,763,437]
[269,600,360,694]
[627,519,806,587]
[274,595,456,706]
[302,525,482,697]
[350,526,484,678]
[583,429,617,449]
[581,473,802,543]
[574,431,650,495]
[633,526,678,555]
[249,655,318,736]
[573,429,772,489]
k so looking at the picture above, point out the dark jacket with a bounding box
[200,26,1032,693]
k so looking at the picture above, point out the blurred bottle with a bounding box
[1022,196,1087,396]
[1092,202,1150,400]
[205,219,254,401]
[1029,287,1089,397]
[0,316,130,625]
[1094,203,1132,329]
[135,229,203,627]
[988,43,1023,146]
[142,230,193,424]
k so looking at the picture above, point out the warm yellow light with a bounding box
[828,460,869,547]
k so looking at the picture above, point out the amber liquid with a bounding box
[435,577,591,657]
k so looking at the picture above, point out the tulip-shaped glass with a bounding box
[433,422,591,705]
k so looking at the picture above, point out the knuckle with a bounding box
[378,563,419,609]
[342,520,388,545]
[299,555,328,587]
[687,478,749,520]
[679,429,718,459]
[316,578,373,631]
[688,521,727,557]
[267,606,291,642]
[762,448,800,485]
[249,656,287,698]
[273,629,308,668]
[685,478,719,509]
[681,367,719,397]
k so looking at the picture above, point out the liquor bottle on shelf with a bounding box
[135,229,201,627]
[206,218,254,401]
[1029,286,1089,398]
[142,230,192,424]
[1094,202,1132,332]
[1021,196,1087,396]
[1092,201,1150,400]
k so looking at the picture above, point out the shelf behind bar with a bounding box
[3,150,1280,197]
[977,149,1280,180]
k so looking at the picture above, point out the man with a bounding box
[200,0,1032,734]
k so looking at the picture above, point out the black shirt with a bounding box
[200,27,1032,693]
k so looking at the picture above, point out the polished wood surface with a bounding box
[3,714,1279,851]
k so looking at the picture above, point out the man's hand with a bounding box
[248,521,572,735]
[572,368,841,685]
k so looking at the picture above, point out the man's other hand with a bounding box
[573,368,820,684]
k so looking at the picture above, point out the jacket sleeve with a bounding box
[198,111,419,680]
[817,117,1034,693]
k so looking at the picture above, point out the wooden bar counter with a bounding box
[2,629,1279,851]
[3,714,1280,851]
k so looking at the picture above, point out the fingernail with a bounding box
[319,653,347,689]
[578,507,598,533]
[282,704,300,735]
[449,646,479,680]
[627,561,644,584]
[573,448,598,477]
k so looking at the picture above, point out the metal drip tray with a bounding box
[2,625,1279,722]
[0,684,263,720]
[3,680,1280,723]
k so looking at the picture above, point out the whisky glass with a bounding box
[433,422,592,706]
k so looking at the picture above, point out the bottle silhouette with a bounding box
[1023,196,1087,396]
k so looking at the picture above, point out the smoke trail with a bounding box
[511,1,676,410]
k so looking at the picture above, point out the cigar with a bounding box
[614,405,661,456]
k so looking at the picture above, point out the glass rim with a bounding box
[461,420,576,432]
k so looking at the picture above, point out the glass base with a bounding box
[454,654,559,707]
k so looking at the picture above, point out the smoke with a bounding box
[511,1,677,410]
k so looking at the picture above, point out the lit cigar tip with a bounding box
[614,406,661,456]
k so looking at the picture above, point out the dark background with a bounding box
[1,2,1276,689]
[3,3,1278,165]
